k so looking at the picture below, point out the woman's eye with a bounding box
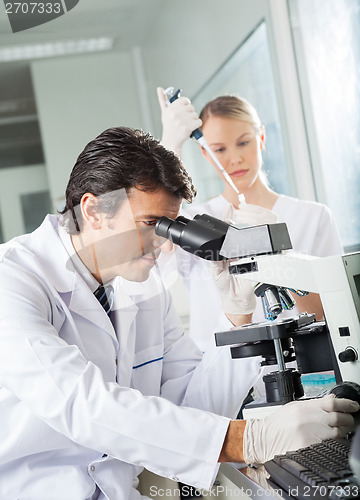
[214,147,225,153]
[239,141,249,147]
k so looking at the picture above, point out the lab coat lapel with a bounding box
[32,216,117,343]
[111,281,138,386]
[68,274,118,343]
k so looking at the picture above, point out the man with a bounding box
[0,127,357,500]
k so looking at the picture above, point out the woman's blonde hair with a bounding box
[199,95,262,134]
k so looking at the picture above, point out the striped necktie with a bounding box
[94,284,114,317]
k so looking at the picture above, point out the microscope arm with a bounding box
[230,252,360,385]
[289,291,324,321]
[155,213,359,385]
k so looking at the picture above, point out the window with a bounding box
[288,0,360,251]
[0,212,3,244]
[20,190,53,233]
[182,22,293,204]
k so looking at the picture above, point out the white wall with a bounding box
[0,164,48,241]
[31,51,142,206]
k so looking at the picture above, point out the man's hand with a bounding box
[219,395,359,464]
[243,395,359,464]
[157,87,202,157]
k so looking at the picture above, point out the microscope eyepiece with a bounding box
[155,213,292,262]
[155,216,189,245]
[155,215,227,260]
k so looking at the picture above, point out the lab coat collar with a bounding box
[31,214,83,294]
[30,215,119,341]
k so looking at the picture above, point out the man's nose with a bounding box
[152,236,173,254]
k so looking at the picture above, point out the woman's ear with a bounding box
[199,143,215,165]
[259,125,266,151]
[199,144,225,182]
[80,193,102,230]
[199,143,208,160]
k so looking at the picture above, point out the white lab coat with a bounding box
[0,215,261,500]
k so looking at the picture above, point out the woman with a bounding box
[157,88,343,351]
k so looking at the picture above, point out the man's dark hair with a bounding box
[59,127,196,233]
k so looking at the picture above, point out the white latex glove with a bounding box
[243,394,359,464]
[210,203,277,315]
[222,202,278,228]
[157,87,202,157]
[211,259,257,315]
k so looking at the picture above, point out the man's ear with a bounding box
[80,193,102,229]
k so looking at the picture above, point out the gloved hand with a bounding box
[243,394,359,464]
[157,87,202,157]
[211,260,257,315]
[222,202,278,228]
[210,202,278,316]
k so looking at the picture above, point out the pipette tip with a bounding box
[238,194,246,206]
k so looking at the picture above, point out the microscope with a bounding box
[155,214,360,408]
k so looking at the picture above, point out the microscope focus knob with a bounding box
[330,381,360,413]
[338,347,358,363]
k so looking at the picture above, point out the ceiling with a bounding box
[0,0,166,48]
[0,0,166,114]
[0,0,167,166]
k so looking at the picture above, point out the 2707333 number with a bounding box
[302,484,360,497]
[5,3,61,14]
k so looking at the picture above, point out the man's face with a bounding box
[91,187,181,283]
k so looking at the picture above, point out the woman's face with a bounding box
[201,116,265,192]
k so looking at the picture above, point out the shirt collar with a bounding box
[58,223,100,293]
